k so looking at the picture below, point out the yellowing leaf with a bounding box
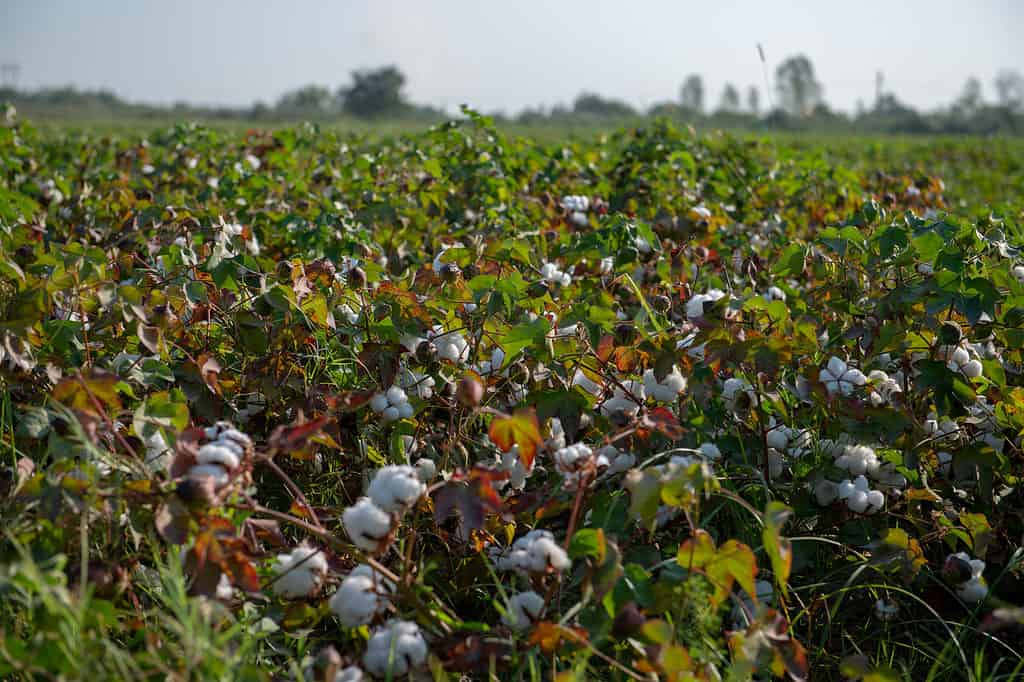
[762,501,793,598]
[488,408,542,468]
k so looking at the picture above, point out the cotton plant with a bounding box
[819,356,868,396]
[271,545,329,599]
[363,619,428,677]
[365,465,427,514]
[369,386,415,423]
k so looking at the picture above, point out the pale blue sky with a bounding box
[2,1,1022,114]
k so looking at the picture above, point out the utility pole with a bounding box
[875,70,884,110]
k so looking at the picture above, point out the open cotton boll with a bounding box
[526,535,571,573]
[698,443,722,460]
[343,498,393,552]
[553,443,593,473]
[819,357,868,396]
[414,458,437,482]
[367,465,426,514]
[502,591,545,631]
[868,369,902,406]
[272,545,328,599]
[1013,264,1024,284]
[329,569,390,628]
[598,445,635,475]
[571,369,603,396]
[947,346,984,379]
[143,430,171,473]
[369,386,415,423]
[561,195,590,212]
[540,261,572,287]
[363,619,428,678]
[642,366,687,402]
[834,444,881,476]
[599,380,645,419]
[435,331,469,363]
[765,286,787,302]
[722,377,756,414]
[686,289,726,319]
[188,463,229,487]
[197,443,241,470]
[813,478,839,506]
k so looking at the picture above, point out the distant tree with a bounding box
[572,92,636,118]
[679,75,705,114]
[746,85,760,115]
[953,77,983,117]
[774,55,823,117]
[994,69,1024,112]
[276,85,334,114]
[339,66,408,118]
[717,83,740,113]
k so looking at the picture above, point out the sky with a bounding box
[2,1,1022,115]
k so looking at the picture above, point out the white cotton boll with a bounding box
[572,369,603,396]
[846,490,870,513]
[865,490,885,513]
[837,479,856,499]
[363,620,428,677]
[343,498,392,552]
[527,536,571,573]
[381,406,401,423]
[874,599,899,621]
[367,465,426,513]
[962,360,983,378]
[331,666,365,682]
[143,430,171,472]
[571,211,588,227]
[766,428,789,451]
[369,393,390,413]
[272,546,328,599]
[957,578,988,603]
[386,386,407,404]
[197,443,241,470]
[643,367,687,402]
[686,289,726,319]
[414,458,437,481]
[722,377,755,414]
[698,443,722,460]
[397,402,415,419]
[330,574,385,628]
[503,591,545,631]
[188,463,229,487]
[548,418,567,450]
[692,205,711,219]
[215,573,233,600]
[1013,265,1024,284]
[766,286,787,302]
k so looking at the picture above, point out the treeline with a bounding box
[4,57,1024,135]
